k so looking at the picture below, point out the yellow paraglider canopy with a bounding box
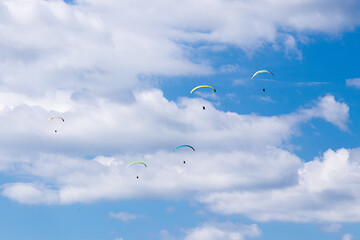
[47,116,65,122]
[128,162,147,167]
[190,85,216,94]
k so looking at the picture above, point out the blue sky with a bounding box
[0,0,360,239]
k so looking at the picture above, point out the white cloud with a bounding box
[0,90,346,159]
[232,79,248,86]
[296,82,329,86]
[1,182,58,205]
[284,34,302,60]
[257,96,275,103]
[0,0,357,225]
[161,222,261,240]
[346,78,360,89]
[160,230,177,240]
[109,211,139,222]
[0,148,303,204]
[199,147,360,223]
[183,222,261,240]
[0,91,351,212]
[0,90,74,112]
[0,0,359,101]
[0,0,211,100]
[219,64,240,73]
[320,223,342,233]
[342,234,353,240]
[302,95,349,131]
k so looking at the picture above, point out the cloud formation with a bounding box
[160,221,261,240]
[0,89,355,226]
[346,78,360,89]
[199,147,360,223]
[0,0,358,227]
[109,211,139,222]
[0,0,359,100]
[302,95,349,131]
[342,234,353,240]
[183,222,261,240]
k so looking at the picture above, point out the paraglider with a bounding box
[48,117,64,133]
[190,86,216,110]
[48,116,65,123]
[173,145,195,152]
[190,85,216,94]
[48,117,65,122]
[128,161,147,179]
[251,70,274,93]
[128,162,147,167]
[174,145,195,164]
[251,70,274,79]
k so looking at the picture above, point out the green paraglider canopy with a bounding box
[128,162,147,167]
[173,145,195,152]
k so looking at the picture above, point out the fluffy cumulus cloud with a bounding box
[0,90,354,222]
[183,222,261,240]
[0,90,349,159]
[199,147,360,222]
[302,95,349,131]
[160,222,261,240]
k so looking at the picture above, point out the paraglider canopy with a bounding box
[173,145,195,152]
[190,85,216,94]
[251,70,274,79]
[48,116,64,133]
[128,162,147,167]
[48,117,65,122]
[128,162,147,179]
